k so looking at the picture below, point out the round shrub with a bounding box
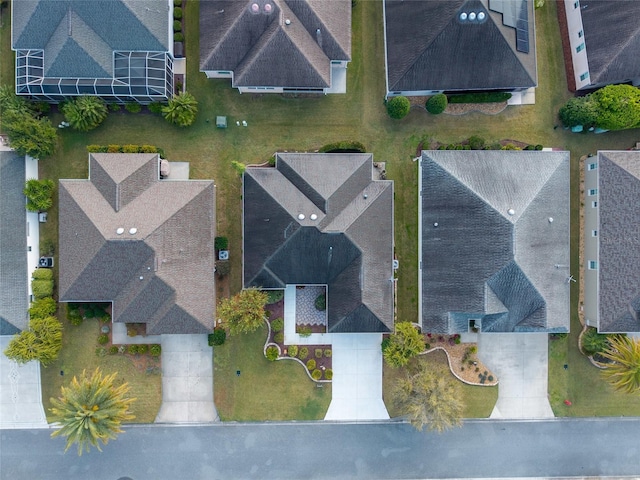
[298,347,309,359]
[315,348,323,358]
[314,294,326,311]
[174,0,182,6]
[311,369,322,380]
[324,349,331,358]
[174,7,182,19]
[137,344,148,355]
[32,268,53,280]
[468,135,486,150]
[325,369,333,380]
[208,328,226,346]
[97,334,109,345]
[266,290,284,304]
[150,344,162,357]
[125,103,142,113]
[174,20,182,32]
[426,93,447,114]
[386,96,410,119]
[274,332,284,344]
[306,359,316,371]
[128,344,138,355]
[288,345,298,357]
[266,345,279,361]
[271,317,284,332]
[109,345,119,355]
[95,347,107,357]
[488,375,494,382]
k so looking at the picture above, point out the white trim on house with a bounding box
[563,0,591,91]
[583,156,599,328]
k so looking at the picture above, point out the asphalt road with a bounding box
[2,418,639,480]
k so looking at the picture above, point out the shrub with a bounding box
[29,297,57,319]
[468,135,486,150]
[174,20,182,32]
[448,92,512,104]
[97,334,109,345]
[62,96,108,131]
[95,347,107,357]
[125,103,142,113]
[108,144,121,153]
[32,279,54,299]
[121,144,139,153]
[502,143,521,150]
[425,343,431,350]
[535,144,543,150]
[311,369,322,380]
[426,94,447,114]
[127,327,137,337]
[67,305,83,326]
[208,328,227,346]
[148,102,164,114]
[231,161,246,175]
[271,317,284,332]
[108,103,121,112]
[118,345,126,354]
[488,375,494,382]
[381,337,391,353]
[318,140,366,153]
[108,346,119,355]
[266,345,279,361]
[324,349,332,358]
[150,344,162,357]
[32,268,53,280]
[274,332,284,344]
[266,290,284,304]
[468,345,478,354]
[314,293,326,311]
[174,6,182,19]
[298,325,312,337]
[386,96,411,119]
[298,347,309,359]
[137,344,148,355]
[139,144,158,153]
[315,348,323,358]
[306,359,316,371]
[325,369,333,380]
[288,345,298,357]
[24,179,55,212]
[127,344,138,355]
[454,336,461,345]
[174,0,182,6]
[87,144,101,152]
[581,327,611,355]
[100,313,111,323]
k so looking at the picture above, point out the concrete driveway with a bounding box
[478,333,554,419]
[0,337,48,429]
[155,334,218,423]
[324,334,389,421]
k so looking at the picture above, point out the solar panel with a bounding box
[489,0,530,53]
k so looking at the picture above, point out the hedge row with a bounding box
[448,92,512,104]
[86,144,165,158]
[318,140,366,153]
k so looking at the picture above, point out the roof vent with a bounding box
[250,3,259,13]
[477,11,486,20]
[548,217,554,223]
[310,214,318,221]
[129,227,138,235]
[434,222,439,227]
[116,227,124,235]
[469,12,476,21]
[264,3,272,13]
[508,209,515,216]
[139,276,144,280]
[298,213,305,220]
[460,12,467,21]
[285,18,291,25]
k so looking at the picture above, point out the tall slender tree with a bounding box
[601,335,640,393]
[50,369,136,455]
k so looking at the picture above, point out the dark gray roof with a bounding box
[12,0,169,78]
[580,1,640,86]
[0,151,28,335]
[199,0,351,88]
[597,151,640,332]
[59,154,216,335]
[384,0,537,92]
[420,150,569,334]
[243,153,394,333]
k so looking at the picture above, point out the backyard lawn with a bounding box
[3,0,640,421]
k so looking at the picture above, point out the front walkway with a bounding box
[155,334,218,423]
[478,333,554,419]
[0,337,48,429]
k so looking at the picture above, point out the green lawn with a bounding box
[214,326,332,421]
[3,0,640,420]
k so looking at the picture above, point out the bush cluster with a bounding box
[318,140,366,153]
[448,92,512,104]
[87,144,164,158]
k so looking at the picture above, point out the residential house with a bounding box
[560,0,640,92]
[12,0,175,103]
[199,0,351,94]
[383,0,537,98]
[583,151,640,333]
[58,153,216,334]
[419,150,570,334]
[243,153,394,333]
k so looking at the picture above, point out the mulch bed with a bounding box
[409,95,508,115]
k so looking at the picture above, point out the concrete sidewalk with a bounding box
[155,334,218,423]
[478,333,554,419]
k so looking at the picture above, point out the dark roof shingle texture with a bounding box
[243,153,394,333]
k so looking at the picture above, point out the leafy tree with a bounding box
[4,316,62,366]
[383,322,424,368]
[0,84,32,115]
[162,92,198,127]
[386,96,411,119]
[558,96,598,128]
[3,110,57,158]
[601,335,640,393]
[426,94,448,114]
[217,288,268,335]
[62,96,108,131]
[50,368,136,455]
[29,297,57,319]
[590,84,640,131]
[392,363,463,432]
[23,178,55,211]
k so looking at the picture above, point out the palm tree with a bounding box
[50,368,136,455]
[62,96,108,131]
[162,92,198,127]
[391,363,463,432]
[601,335,640,393]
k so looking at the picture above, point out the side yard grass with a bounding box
[214,326,331,421]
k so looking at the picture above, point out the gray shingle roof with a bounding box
[0,151,28,335]
[420,150,570,334]
[12,0,169,78]
[243,153,394,333]
[580,1,640,86]
[597,151,640,332]
[199,0,351,88]
[59,154,216,335]
[384,0,537,92]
